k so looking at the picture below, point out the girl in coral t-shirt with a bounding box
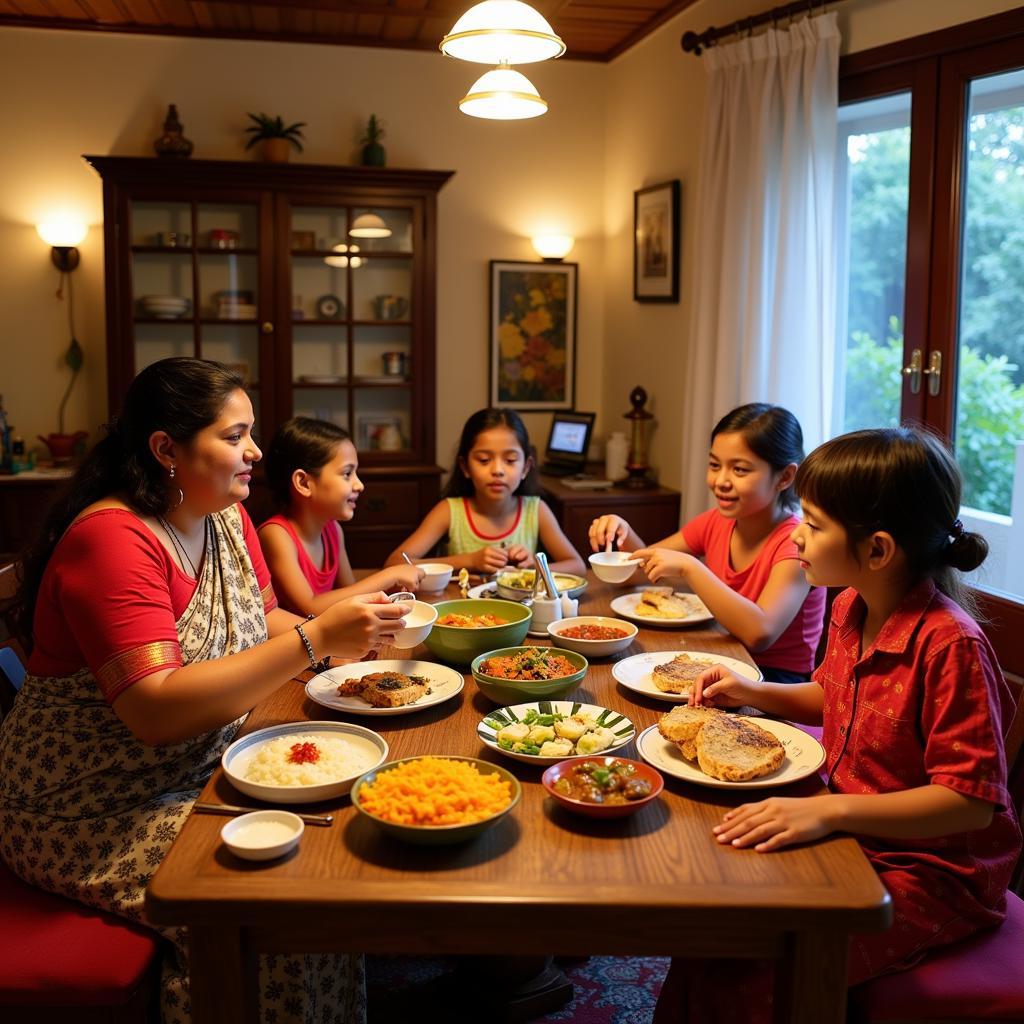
[258,417,423,616]
[590,403,824,681]
[656,427,1021,1024]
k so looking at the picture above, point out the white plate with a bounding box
[609,588,714,627]
[297,374,344,384]
[612,650,762,703]
[305,660,464,716]
[477,700,636,765]
[635,719,825,789]
[222,721,388,803]
[468,574,588,602]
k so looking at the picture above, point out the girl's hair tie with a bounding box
[949,518,965,543]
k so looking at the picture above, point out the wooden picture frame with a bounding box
[489,260,578,410]
[633,180,680,303]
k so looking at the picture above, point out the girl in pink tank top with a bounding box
[258,417,423,616]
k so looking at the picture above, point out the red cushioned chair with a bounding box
[0,645,161,1024]
[851,674,1024,1023]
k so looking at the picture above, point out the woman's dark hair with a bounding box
[795,427,988,615]
[711,403,805,511]
[441,407,539,498]
[14,357,245,645]
[265,417,352,509]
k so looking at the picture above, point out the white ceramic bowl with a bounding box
[589,551,644,584]
[391,600,438,649]
[417,562,454,592]
[220,810,303,862]
[547,615,639,657]
[222,721,389,804]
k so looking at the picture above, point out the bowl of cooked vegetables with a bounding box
[547,616,638,658]
[350,755,521,845]
[495,569,588,601]
[477,701,636,765]
[423,599,532,667]
[470,645,588,705]
[541,756,664,819]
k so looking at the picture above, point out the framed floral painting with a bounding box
[489,260,578,410]
[634,180,680,302]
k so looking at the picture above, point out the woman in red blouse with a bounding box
[656,427,1021,1023]
[0,358,405,1024]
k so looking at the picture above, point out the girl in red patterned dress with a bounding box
[258,417,423,616]
[656,426,1021,1023]
[590,403,825,682]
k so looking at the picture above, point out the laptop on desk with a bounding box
[539,411,595,477]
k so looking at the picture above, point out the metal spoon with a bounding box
[389,592,416,603]
[194,802,333,827]
[401,552,414,566]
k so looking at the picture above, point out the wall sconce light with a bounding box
[532,234,574,261]
[349,213,391,239]
[441,0,565,64]
[324,243,362,269]
[460,63,548,120]
[37,216,88,272]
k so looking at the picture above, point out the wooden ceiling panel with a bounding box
[0,0,702,60]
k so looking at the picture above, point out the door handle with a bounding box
[923,350,942,396]
[902,348,923,394]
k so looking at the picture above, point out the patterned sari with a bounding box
[0,505,365,1024]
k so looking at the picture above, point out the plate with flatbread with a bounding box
[612,650,762,703]
[609,587,713,627]
[636,713,824,789]
[305,660,464,716]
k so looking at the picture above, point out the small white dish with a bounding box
[305,660,464,716]
[612,650,762,703]
[220,809,304,861]
[635,719,825,789]
[609,588,714,628]
[589,551,643,584]
[417,562,454,592]
[547,616,638,657]
[391,600,438,649]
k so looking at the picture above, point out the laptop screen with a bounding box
[543,411,595,471]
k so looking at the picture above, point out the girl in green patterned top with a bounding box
[386,408,585,576]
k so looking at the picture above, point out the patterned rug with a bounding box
[367,955,669,1024]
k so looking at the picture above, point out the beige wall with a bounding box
[0,28,606,470]
[1,0,1019,488]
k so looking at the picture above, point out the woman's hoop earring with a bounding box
[167,465,184,508]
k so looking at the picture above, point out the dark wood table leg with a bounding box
[189,925,255,1024]
[775,931,849,1024]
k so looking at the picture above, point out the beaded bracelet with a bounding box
[294,615,319,671]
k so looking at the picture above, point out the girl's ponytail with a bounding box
[943,520,989,575]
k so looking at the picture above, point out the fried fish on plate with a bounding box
[337,671,431,708]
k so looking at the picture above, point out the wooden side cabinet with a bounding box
[539,476,681,561]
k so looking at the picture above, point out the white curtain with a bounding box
[680,12,839,521]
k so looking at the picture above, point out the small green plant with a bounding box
[360,114,386,146]
[244,112,306,152]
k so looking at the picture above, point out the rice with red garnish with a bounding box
[244,734,377,786]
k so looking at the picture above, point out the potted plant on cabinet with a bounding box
[244,113,306,162]
[39,336,87,464]
[360,115,386,166]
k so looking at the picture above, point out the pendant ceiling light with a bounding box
[441,0,565,65]
[349,213,391,238]
[459,63,548,120]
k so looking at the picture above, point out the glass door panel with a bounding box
[131,251,194,320]
[131,201,191,247]
[196,204,258,251]
[293,387,349,431]
[201,325,260,386]
[834,92,912,435]
[353,324,411,380]
[351,206,414,254]
[954,67,1024,599]
[292,324,348,383]
[197,253,258,321]
[291,254,349,323]
[135,324,194,371]
[353,257,413,322]
[354,388,412,453]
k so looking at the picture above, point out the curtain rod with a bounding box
[681,0,845,56]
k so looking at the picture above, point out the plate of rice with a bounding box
[222,721,389,803]
[350,755,521,844]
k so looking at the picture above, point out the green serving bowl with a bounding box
[471,646,588,705]
[350,755,521,845]
[423,599,532,667]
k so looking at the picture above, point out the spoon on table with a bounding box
[401,551,414,566]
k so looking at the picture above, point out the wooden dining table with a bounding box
[145,575,891,1024]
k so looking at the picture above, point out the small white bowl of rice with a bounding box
[222,721,389,804]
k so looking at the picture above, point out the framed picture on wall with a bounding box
[489,260,578,410]
[633,180,680,303]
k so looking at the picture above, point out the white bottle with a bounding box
[605,431,628,482]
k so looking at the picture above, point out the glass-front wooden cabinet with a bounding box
[86,156,453,565]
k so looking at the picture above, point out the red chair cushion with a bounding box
[855,892,1024,1020]
[0,859,159,1006]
